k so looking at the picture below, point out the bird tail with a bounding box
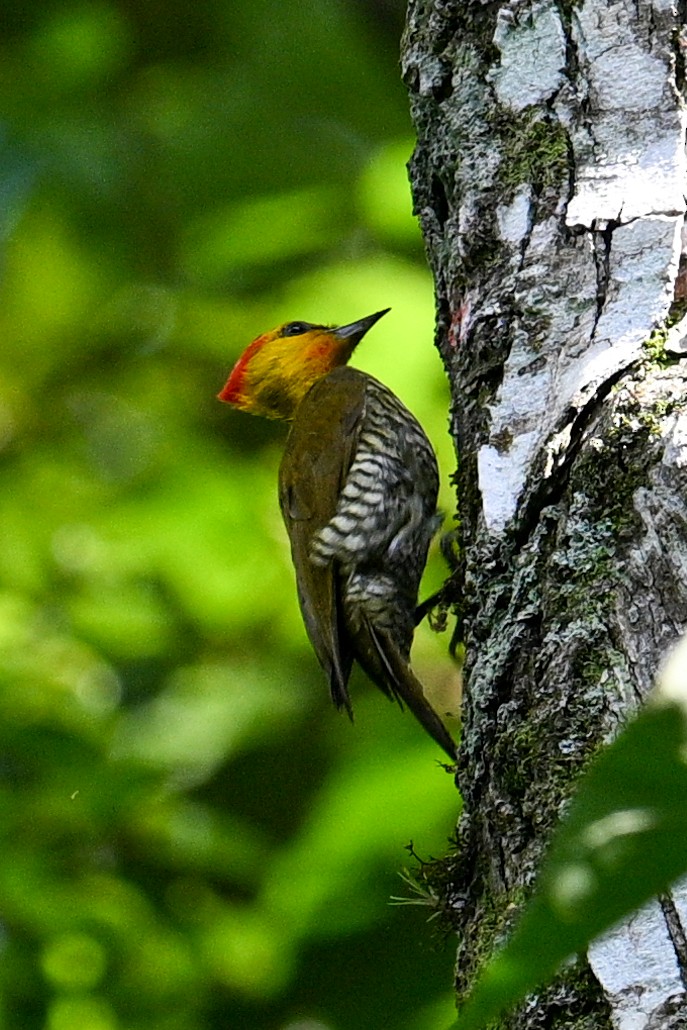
[356,619,457,760]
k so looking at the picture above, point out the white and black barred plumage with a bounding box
[279,365,455,758]
[310,375,440,649]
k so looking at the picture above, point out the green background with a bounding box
[0,2,460,1027]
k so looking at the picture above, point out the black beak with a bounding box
[332,308,391,344]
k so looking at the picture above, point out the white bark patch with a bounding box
[478,0,686,533]
[497,186,533,248]
[662,411,687,471]
[667,877,687,953]
[565,3,687,226]
[588,900,684,1030]
[478,430,540,530]
[482,214,681,531]
[559,217,683,406]
[490,4,566,112]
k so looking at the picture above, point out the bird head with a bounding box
[218,308,390,420]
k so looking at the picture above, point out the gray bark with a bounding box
[401,1,687,1026]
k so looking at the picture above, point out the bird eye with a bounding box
[281,321,311,337]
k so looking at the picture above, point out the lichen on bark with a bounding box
[402,0,687,1024]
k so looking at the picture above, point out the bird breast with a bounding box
[309,376,439,649]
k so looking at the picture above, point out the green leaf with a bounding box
[455,691,687,1029]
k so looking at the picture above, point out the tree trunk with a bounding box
[402,1,687,1026]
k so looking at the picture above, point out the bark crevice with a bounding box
[403,0,687,1024]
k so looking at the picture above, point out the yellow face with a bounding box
[218,310,389,420]
[218,321,356,420]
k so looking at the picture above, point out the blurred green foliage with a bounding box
[0,2,460,1028]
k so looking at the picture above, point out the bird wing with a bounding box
[278,368,366,713]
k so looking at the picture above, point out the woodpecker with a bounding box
[218,309,456,759]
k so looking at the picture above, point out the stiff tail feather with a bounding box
[357,619,457,760]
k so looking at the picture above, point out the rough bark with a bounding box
[402,1,687,1026]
